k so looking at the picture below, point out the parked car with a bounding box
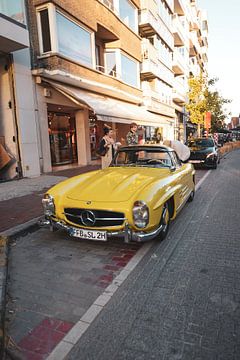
[41,145,195,243]
[188,137,220,169]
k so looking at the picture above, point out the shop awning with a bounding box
[45,81,174,127]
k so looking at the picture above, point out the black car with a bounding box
[188,137,220,169]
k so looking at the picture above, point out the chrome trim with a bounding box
[40,217,164,243]
[63,212,126,221]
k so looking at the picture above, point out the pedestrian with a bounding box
[126,122,138,145]
[98,127,116,169]
[155,133,162,144]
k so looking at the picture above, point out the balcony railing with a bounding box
[139,9,174,50]
[141,59,174,86]
[172,15,188,46]
[96,64,120,79]
[99,0,115,12]
[0,0,26,24]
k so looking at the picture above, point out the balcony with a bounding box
[0,0,26,25]
[142,89,175,118]
[141,57,174,86]
[189,31,201,57]
[173,78,187,104]
[172,15,188,46]
[174,0,186,16]
[139,9,174,50]
[172,50,186,75]
[0,0,29,53]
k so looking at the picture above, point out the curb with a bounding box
[0,217,41,358]
[0,235,8,359]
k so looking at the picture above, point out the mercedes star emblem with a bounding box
[81,210,96,226]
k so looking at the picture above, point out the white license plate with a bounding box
[70,228,107,241]
[189,160,202,163]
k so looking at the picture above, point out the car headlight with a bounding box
[133,201,149,228]
[206,152,216,159]
[42,194,55,216]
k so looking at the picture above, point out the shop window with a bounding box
[48,112,77,166]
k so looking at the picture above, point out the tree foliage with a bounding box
[186,75,231,132]
[186,74,207,126]
[204,78,231,132]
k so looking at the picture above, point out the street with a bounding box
[4,151,240,359]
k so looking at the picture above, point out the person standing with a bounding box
[126,122,138,145]
[99,127,115,169]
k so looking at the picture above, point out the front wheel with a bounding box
[156,202,170,241]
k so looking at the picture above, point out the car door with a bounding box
[170,151,191,212]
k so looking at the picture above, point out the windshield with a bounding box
[188,139,214,148]
[111,148,173,168]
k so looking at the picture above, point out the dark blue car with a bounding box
[188,138,220,169]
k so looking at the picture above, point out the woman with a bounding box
[99,127,115,169]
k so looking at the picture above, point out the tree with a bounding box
[186,76,231,135]
[186,74,207,135]
[204,78,231,133]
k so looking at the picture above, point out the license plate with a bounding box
[189,160,202,163]
[70,228,107,241]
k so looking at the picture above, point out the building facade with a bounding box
[172,0,208,141]
[0,0,208,179]
[0,0,40,180]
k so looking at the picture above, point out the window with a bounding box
[56,12,92,67]
[0,0,26,24]
[39,9,51,52]
[119,0,137,31]
[121,53,138,87]
[105,52,117,77]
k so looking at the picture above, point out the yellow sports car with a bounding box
[41,144,195,243]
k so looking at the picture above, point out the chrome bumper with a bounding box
[39,217,163,243]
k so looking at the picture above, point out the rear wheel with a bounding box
[156,202,170,241]
[188,189,195,202]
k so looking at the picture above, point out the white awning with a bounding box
[45,81,174,127]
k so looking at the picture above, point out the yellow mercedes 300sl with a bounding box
[41,145,195,243]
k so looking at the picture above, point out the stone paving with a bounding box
[65,150,240,360]
[5,229,141,359]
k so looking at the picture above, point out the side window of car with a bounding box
[171,151,182,168]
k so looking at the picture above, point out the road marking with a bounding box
[196,170,211,191]
[46,170,211,360]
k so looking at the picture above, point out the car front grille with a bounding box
[190,152,207,160]
[64,208,125,227]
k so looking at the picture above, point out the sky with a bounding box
[198,0,240,119]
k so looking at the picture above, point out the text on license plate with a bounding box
[71,228,107,241]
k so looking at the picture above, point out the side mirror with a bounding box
[170,165,176,172]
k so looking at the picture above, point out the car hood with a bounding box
[66,167,169,203]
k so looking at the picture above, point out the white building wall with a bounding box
[0,56,18,179]
[12,49,41,177]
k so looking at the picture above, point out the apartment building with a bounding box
[26,0,175,173]
[172,0,208,141]
[0,0,40,180]
[139,0,176,141]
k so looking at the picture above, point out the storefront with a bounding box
[47,105,78,166]
[36,78,174,172]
